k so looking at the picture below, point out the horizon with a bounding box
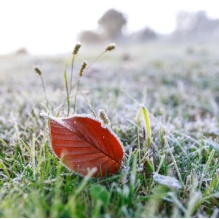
[1,0,219,55]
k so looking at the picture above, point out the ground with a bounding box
[0,41,219,217]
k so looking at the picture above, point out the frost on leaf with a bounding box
[42,113,124,177]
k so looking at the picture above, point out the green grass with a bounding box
[0,42,219,217]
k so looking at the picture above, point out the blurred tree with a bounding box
[135,27,158,41]
[98,9,127,41]
[78,30,102,44]
[15,47,29,56]
[176,10,219,34]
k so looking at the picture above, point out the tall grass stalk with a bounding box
[64,67,70,116]
[73,60,87,113]
[70,42,81,92]
[34,66,49,108]
[62,43,115,116]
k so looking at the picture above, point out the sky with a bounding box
[0,0,219,55]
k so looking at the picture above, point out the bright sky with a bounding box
[0,0,218,55]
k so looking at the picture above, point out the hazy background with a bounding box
[1,0,219,55]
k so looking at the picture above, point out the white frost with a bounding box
[153,173,182,190]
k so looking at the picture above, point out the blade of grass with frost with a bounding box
[0,159,11,180]
[199,149,215,190]
[165,139,183,187]
[122,88,188,157]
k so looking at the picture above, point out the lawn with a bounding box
[0,41,219,217]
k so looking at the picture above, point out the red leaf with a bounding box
[42,114,124,177]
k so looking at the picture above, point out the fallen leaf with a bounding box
[41,113,124,177]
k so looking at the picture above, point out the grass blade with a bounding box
[141,106,151,146]
[64,68,70,116]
